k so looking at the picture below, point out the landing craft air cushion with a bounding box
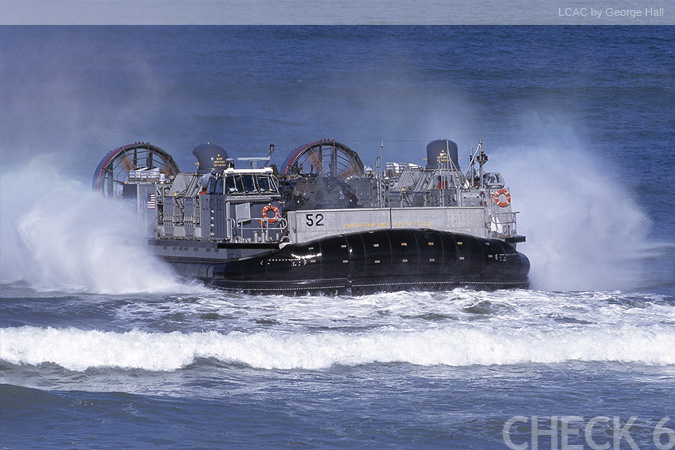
[93,139,530,294]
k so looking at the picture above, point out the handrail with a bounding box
[223,217,288,243]
[488,211,518,238]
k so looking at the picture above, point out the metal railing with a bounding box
[225,217,288,243]
[488,211,518,238]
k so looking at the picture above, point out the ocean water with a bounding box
[1,26,674,449]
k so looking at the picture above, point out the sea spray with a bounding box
[0,158,206,295]
[492,144,651,292]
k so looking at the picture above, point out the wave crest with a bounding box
[2,325,672,372]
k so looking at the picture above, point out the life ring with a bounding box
[493,189,511,207]
[261,204,280,224]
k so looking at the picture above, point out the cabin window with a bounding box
[215,177,224,195]
[242,174,256,193]
[257,175,278,193]
[234,175,245,193]
[225,176,237,194]
[222,173,278,195]
[257,175,272,193]
[207,177,218,194]
[484,172,504,187]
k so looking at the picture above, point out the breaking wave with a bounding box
[2,324,673,371]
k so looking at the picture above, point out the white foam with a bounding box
[2,324,673,372]
[0,158,209,295]
[491,143,652,292]
[112,289,675,341]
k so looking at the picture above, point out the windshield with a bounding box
[242,174,256,193]
[207,176,224,194]
[225,176,236,194]
[257,175,278,193]
[234,175,245,193]
[219,173,278,194]
[484,172,503,186]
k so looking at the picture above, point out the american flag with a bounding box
[147,193,156,209]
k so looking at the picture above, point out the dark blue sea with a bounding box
[1,26,674,449]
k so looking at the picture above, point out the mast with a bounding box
[376,141,385,208]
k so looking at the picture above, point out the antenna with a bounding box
[265,144,275,168]
[376,141,385,207]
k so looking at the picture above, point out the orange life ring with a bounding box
[493,189,511,207]
[261,204,280,224]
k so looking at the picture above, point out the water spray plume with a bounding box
[0,158,206,295]
[493,144,650,291]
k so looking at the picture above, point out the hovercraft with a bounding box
[93,138,529,294]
